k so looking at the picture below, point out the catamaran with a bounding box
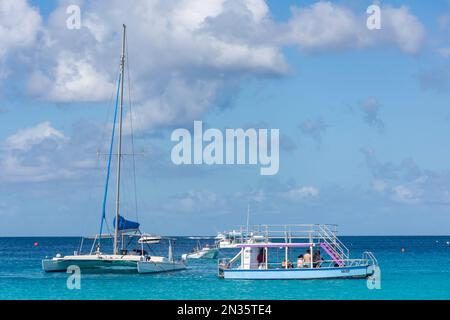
[218,224,378,280]
[42,25,186,274]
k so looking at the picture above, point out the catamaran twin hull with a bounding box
[42,255,140,272]
[42,255,186,274]
[219,265,375,280]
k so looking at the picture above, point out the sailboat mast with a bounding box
[246,203,250,234]
[114,24,126,255]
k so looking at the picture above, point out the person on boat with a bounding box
[313,250,321,268]
[297,255,304,268]
[303,249,312,267]
[257,248,265,269]
[281,258,293,269]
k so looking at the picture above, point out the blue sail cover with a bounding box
[113,215,140,231]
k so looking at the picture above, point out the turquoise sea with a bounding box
[1,236,450,300]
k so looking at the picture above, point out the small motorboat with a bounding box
[138,235,161,244]
[182,241,219,260]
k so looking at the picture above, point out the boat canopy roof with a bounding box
[219,224,340,241]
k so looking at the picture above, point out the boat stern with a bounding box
[137,257,187,274]
[42,258,68,272]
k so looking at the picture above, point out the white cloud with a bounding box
[123,77,219,133]
[382,6,425,54]
[0,0,41,82]
[20,0,291,130]
[5,121,66,150]
[0,121,101,183]
[362,149,450,206]
[392,185,420,204]
[284,2,424,54]
[283,186,319,201]
[1,122,69,182]
[0,0,41,59]
[0,1,426,133]
[164,189,225,213]
[285,2,366,51]
[28,52,114,102]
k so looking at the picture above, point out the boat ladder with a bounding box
[317,225,349,266]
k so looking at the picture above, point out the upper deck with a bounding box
[217,224,349,260]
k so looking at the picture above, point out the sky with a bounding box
[1,0,450,236]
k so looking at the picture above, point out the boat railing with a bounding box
[226,224,340,241]
[245,224,350,261]
[317,225,349,261]
[362,251,378,266]
[219,257,376,272]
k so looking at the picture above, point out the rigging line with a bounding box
[99,75,122,246]
[99,67,121,157]
[91,68,120,240]
[125,31,139,223]
[95,68,121,237]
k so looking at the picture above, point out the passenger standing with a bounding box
[257,248,265,269]
[303,249,312,268]
[296,255,304,268]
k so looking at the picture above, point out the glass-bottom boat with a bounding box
[218,224,378,280]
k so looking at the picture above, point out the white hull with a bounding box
[220,265,373,280]
[218,243,240,249]
[42,254,183,274]
[182,248,219,260]
[42,254,142,272]
[137,261,186,273]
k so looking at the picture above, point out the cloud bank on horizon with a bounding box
[1,0,450,235]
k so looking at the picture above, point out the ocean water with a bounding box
[0,236,450,300]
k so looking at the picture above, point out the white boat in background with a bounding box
[138,235,162,244]
[182,241,219,260]
[42,25,185,275]
[215,230,245,248]
[188,236,213,240]
[218,224,378,280]
[215,204,266,249]
[215,229,267,248]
